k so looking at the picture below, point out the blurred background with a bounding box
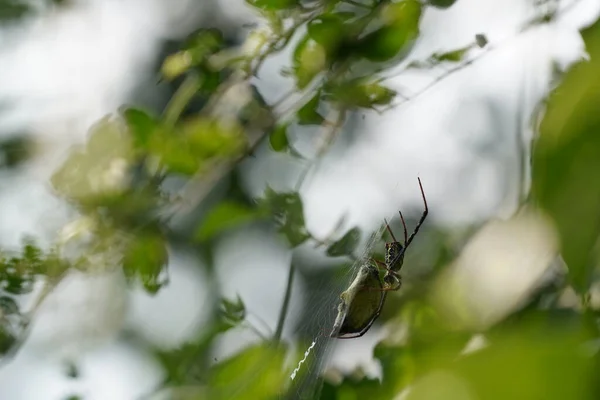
[0,0,599,399]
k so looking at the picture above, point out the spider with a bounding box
[330,178,428,339]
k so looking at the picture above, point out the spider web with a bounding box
[284,223,387,399]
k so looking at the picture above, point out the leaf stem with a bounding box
[163,73,201,127]
[274,262,296,342]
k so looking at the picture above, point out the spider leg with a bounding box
[405,177,429,248]
[373,259,389,271]
[384,218,398,243]
[398,210,408,246]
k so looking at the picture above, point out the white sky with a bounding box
[0,0,598,398]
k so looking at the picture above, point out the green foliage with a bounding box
[356,1,422,62]
[161,29,224,81]
[0,136,32,169]
[262,187,310,247]
[219,295,246,331]
[269,123,290,152]
[207,344,287,399]
[196,201,266,242]
[122,231,168,294]
[297,92,325,125]
[324,78,396,109]
[532,20,600,293]
[426,0,457,8]
[6,2,600,400]
[326,227,361,257]
[246,0,297,11]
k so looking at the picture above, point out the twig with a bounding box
[273,263,296,342]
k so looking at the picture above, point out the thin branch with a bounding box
[273,263,296,342]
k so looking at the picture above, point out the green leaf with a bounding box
[246,0,297,11]
[293,36,327,89]
[431,46,470,63]
[357,0,422,62]
[269,123,290,152]
[122,232,168,294]
[219,295,246,331]
[326,79,396,108]
[327,227,362,257]
[196,201,264,242]
[426,0,457,8]
[532,20,600,294]
[161,51,193,81]
[0,0,30,22]
[122,107,158,148]
[297,92,324,125]
[207,344,287,400]
[0,136,31,169]
[262,188,310,247]
[307,13,347,54]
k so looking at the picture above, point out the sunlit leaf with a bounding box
[532,20,600,294]
[51,117,134,202]
[293,36,327,89]
[207,344,287,399]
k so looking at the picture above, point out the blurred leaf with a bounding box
[532,20,600,294]
[0,296,18,315]
[269,123,290,152]
[196,200,265,242]
[307,13,349,56]
[184,28,223,63]
[431,46,470,63]
[297,92,324,125]
[0,327,15,355]
[207,344,287,399]
[357,0,421,62]
[293,36,327,89]
[262,188,310,247]
[149,117,246,176]
[326,79,396,108]
[246,0,297,11]
[122,231,168,294]
[0,136,31,168]
[123,107,158,148]
[327,227,361,257]
[407,323,592,400]
[426,0,457,8]
[162,51,193,81]
[161,29,223,80]
[219,294,246,331]
[0,0,29,21]
[51,117,134,202]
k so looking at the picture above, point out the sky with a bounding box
[0,0,598,399]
